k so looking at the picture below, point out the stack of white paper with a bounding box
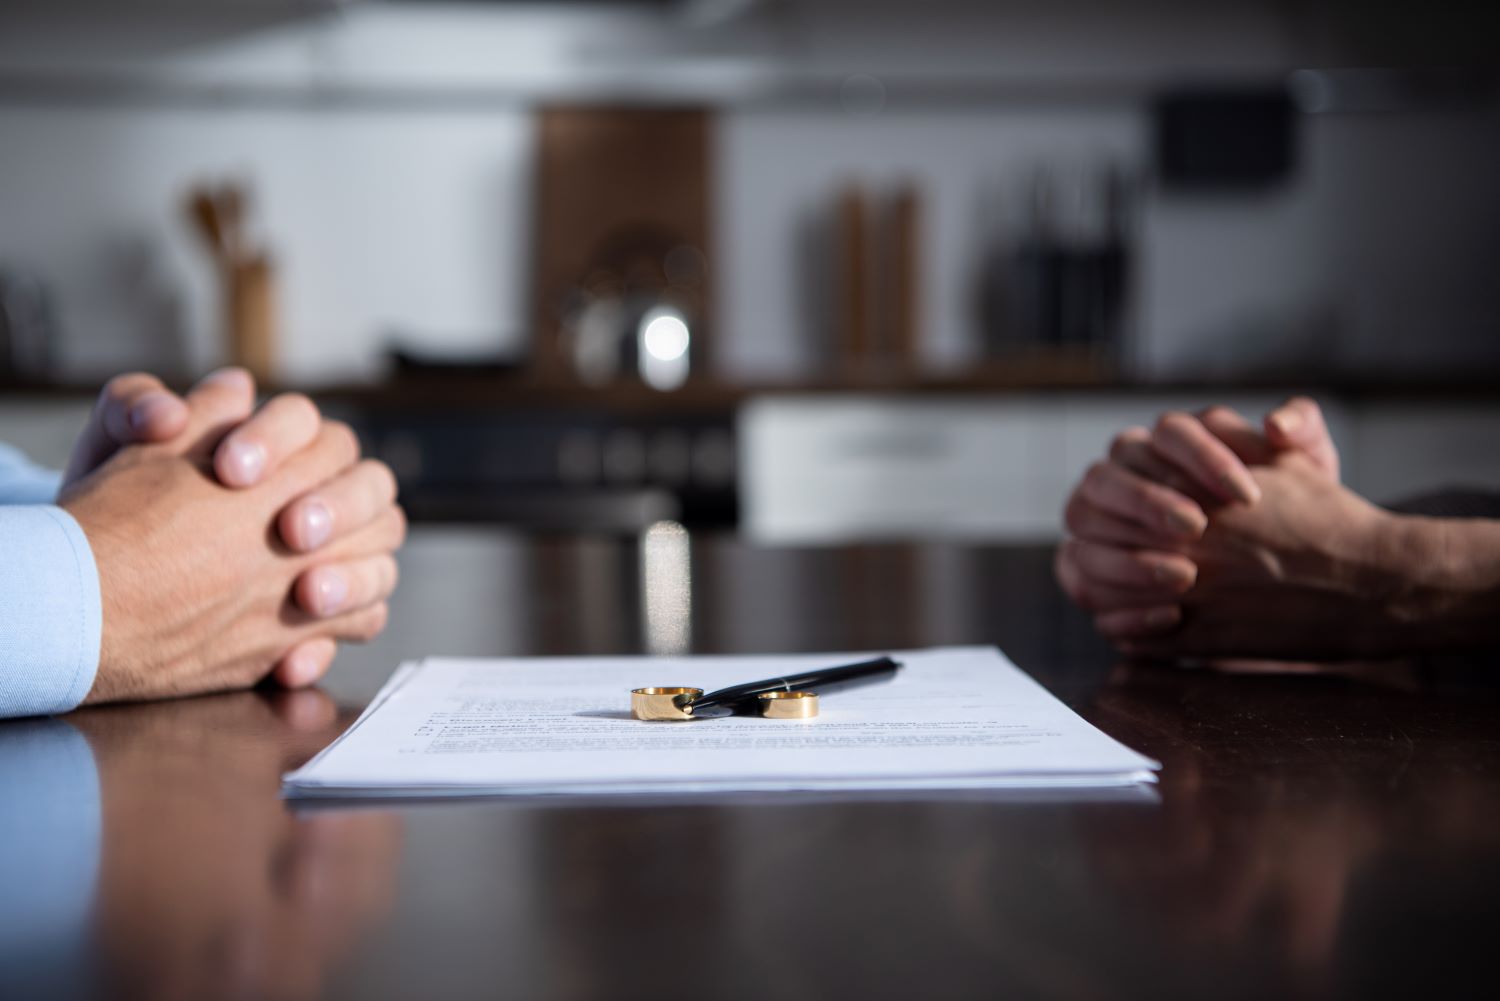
[283,647,1159,798]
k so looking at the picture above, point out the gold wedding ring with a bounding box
[631,687,702,721]
[759,691,819,719]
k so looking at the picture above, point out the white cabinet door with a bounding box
[740,395,1064,542]
[741,391,1370,542]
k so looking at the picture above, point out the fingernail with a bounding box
[1143,606,1181,629]
[1153,562,1196,587]
[222,439,266,487]
[1164,508,1207,537]
[312,569,348,616]
[1221,471,1261,505]
[128,392,178,434]
[297,500,333,550]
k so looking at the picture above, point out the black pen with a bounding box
[680,656,902,718]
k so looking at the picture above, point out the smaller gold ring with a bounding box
[631,687,703,721]
[759,691,819,719]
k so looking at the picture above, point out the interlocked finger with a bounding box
[279,459,399,553]
[294,554,400,620]
[1109,427,1214,507]
[1077,460,1208,541]
[1151,411,1262,505]
[213,393,322,489]
[173,368,258,460]
[1064,493,1183,549]
[1061,538,1197,593]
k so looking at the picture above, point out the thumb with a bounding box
[1265,396,1340,481]
[62,373,190,488]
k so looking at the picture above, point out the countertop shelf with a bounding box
[5,363,1500,414]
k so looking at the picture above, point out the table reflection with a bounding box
[0,690,401,1001]
[1083,659,1500,998]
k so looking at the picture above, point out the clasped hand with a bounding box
[59,369,405,703]
[1055,398,1443,660]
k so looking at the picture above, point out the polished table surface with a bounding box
[4,526,1500,1000]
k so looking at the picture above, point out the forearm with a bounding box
[1378,513,1500,651]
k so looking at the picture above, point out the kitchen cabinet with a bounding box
[739,392,1500,542]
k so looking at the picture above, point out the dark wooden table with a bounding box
[5,527,1499,1000]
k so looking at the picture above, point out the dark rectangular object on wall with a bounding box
[1154,87,1297,191]
[531,106,712,378]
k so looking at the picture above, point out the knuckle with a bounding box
[1155,410,1194,436]
[358,603,390,641]
[1125,552,1159,584]
[1055,557,1084,603]
[1063,495,1089,534]
[102,373,139,399]
[274,392,321,426]
[362,459,399,502]
[1118,472,1155,510]
[1074,582,1102,613]
[1197,405,1236,424]
[1108,429,1144,459]
[324,420,361,459]
[1094,611,1127,637]
[387,505,409,548]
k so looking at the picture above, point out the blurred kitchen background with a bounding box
[2,0,1497,540]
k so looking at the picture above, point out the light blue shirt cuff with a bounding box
[0,506,102,718]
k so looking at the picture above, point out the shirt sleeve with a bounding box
[0,442,62,505]
[0,506,102,718]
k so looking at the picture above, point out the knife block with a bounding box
[227,255,276,383]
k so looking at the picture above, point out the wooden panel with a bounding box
[879,185,920,366]
[531,106,712,378]
[834,184,870,366]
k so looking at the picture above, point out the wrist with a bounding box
[1374,511,1500,651]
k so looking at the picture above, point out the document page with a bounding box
[284,647,1159,797]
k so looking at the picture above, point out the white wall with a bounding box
[0,104,533,382]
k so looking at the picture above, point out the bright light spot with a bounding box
[638,307,692,391]
[641,311,690,361]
